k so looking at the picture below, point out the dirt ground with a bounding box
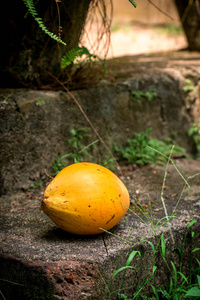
[81,20,188,59]
[107,22,188,58]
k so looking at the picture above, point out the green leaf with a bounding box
[143,275,155,288]
[186,287,200,297]
[177,271,188,284]
[22,0,66,45]
[57,153,71,162]
[171,261,177,286]
[197,275,200,287]
[175,247,183,261]
[36,98,45,106]
[140,239,155,255]
[112,266,136,279]
[187,220,197,229]
[192,248,200,253]
[161,233,166,258]
[169,276,173,295]
[126,250,141,266]
[128,0,137,8]
[151,285,159,300]
[61,46,96,69]
[153,265,157,274]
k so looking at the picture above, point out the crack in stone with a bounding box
[102,234,108,255]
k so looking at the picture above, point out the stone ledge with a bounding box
[1,159,200,299]
[1,51,200,194]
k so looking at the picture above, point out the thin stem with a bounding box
[147,0,174,21]
[160,146,175,244]
[48,72,122,174]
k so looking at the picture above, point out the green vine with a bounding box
[22,0,137,47]
[61,46,97,69]
[22,0,66,45]
[128,0,137,8]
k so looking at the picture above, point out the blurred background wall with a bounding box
[112,0,180,24]
[81,0,187,58]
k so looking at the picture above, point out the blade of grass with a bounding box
[171,261,178,287]
[187,220,197,229]
[161,233,166,258]
[126,251,141,266]
[192,248,200,253]
[112,265,136,279]
[169,276,173,295]
[79,139,99,153]
[147,146,190,188]
[97,268,110,294]
[177,271,188,284]
[0,290,6,300]
[151,285,159,300]
[139,239,155,255]
[197,275,200,286]
[160,145,175,243]
[120,251,141,291]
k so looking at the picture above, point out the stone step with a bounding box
[1,51,200,195]
[1,159,200,299]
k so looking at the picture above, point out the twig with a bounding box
[48,72,122,174]
[55,0,62,40]
[45,169,54,180]
[147,0,174,21]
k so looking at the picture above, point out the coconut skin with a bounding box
[41,162,130,235]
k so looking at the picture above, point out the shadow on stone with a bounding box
[0,255,55,300]
[40,227,106,242]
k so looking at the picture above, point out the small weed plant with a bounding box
[98,154,117,172]
[183,79,196,93]
[52,127,187,175]
[61,46,99,69]
[52,127,98,175]
[114,128,186,166]
[36,98,45,106]
[103,219,200,299]
[155,24,183,36]
[30,180,43,189]
[99,148,200,300]
[131,89,157,103]
[52,127,118,175]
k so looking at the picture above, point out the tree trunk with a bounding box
[174,0,200,51]
[0,0,92,88]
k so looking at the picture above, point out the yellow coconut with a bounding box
[41,162,129,235]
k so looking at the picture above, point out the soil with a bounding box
[120,159,200,217]
[107,23,188,58]
[82,21,188,59]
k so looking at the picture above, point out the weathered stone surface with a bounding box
[1,159,200,299]
[1,51,200,195]
[1,52,200,298]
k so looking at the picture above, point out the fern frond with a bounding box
[22,0,66,45]
[129,0,137,8]
[61,46,96,69]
